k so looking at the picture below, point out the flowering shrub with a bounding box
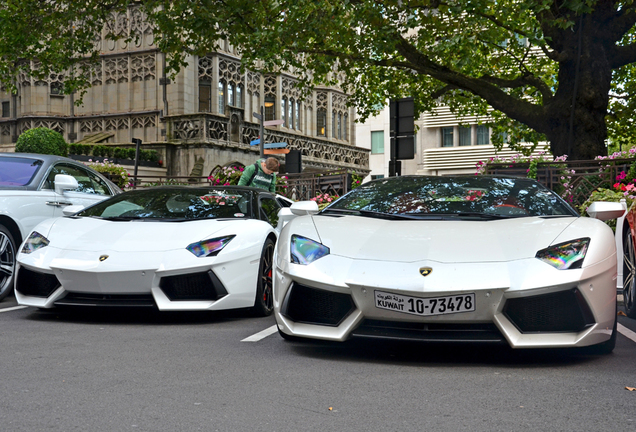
[476,152,575,201]
[276,175,289,194]
[208,165,244,186]
[311,193,339,210]
[84,159,131,189]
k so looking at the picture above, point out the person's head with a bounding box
[261,157,280,175]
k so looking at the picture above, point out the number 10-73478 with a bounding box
[375,291,475,317]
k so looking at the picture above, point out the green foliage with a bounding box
[2,1,636,159]
[15,127,68,156]
[83,160,131,189]
[68,144,160,163]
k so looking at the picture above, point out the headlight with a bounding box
[291,235,330,265]
[21,231,50,254]
[186,235,235,257]
[536,238,590,270]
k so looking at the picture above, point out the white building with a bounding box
[356,105,549,180]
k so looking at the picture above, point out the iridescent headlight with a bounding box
[186,235,235,257]
[291,235,330,265]
[21,231,50,254]
[536,238,590,270]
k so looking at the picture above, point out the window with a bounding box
[317,108,327,136]
[50,82,63,96]
[265,95,276,121]
[218,81,225,114]
[236,85,243,108]
[343,113,348,141]
[371,175,384,180]
[259,197,281,227]
[459,126,471,146]
[295,100,301,130]
[228,83,234,107]
[477,125,490,145]
[371,131,384,154]
[2,101,9,118]
[442,127,454,147]
[288,98,294,129]
[337,113,342,139]
[332,111,337,138]
[199,82,211,112]
[46,163,111,195]
[282,97,287,127]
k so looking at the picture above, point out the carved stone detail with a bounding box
[105,57,129,84]
[247,71,261,96]
[198,55,213,82]
[131,54,156,82]
[218,57,242,85]
[132,115,156,129]
[316,91,328,109]
[264,75,276,99]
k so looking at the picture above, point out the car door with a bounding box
[43,162,116,217]
[259,194,282,227]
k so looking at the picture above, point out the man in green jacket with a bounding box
[238,157,280,193]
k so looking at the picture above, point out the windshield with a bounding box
[78,187,254,220]
[0,156,43,186]
[325,176,577,218]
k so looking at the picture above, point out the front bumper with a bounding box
[273,254,617,349]
[15,246,260,311]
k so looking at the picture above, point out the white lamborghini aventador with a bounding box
[274,175,625,353]
[16,185,285,315]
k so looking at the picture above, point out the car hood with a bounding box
[39,216,245,252]
[310,215,579,263]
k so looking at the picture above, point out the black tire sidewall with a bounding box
[0,224,16,301]
[253,238,275,316]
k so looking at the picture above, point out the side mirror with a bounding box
[586,201,626,221]
[62,205,85,216]
[54,174,79,195]
[290,200,320,216]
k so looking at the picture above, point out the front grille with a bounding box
[283,283,355,326]
[16,267,60,298]
[352,320,505,343]
[159,270,228,301]
[503,288,595,333]
[54,293,156,307]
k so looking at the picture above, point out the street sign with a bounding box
[264,119,284,126]
[265,142,287,149]
[253,112,263,120]
[250,138,260,146]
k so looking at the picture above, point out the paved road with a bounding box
[1,295,635,432]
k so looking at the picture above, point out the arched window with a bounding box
[282,97,288,127]
[264,95,275,121]
[218,80,226,114]
[228,83,234,107]
[338,113,342,139]
[288,98,294,129]
[236,85,243,108]
[295,100,301,130]
[343,113,348,141]
[332,111,337,138]
[317,108,326,136]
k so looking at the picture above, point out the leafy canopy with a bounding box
[3,1,636,158]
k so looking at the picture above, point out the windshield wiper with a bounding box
[321,208,414,220]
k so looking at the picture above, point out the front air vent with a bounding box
[503,288,595,333]
[283,283,355,326]
[159,270,228,301]
[16,267,60,298]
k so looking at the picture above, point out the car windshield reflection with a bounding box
[325,176,578,218]
[78,186,254,220]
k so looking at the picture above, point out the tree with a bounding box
[3,1,636,160]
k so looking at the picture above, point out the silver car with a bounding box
[0,152,121,300]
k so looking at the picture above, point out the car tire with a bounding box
[624,226,636,318]
[0,224,17,301]
[251,238,275,317]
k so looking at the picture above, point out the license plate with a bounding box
[374,291,475,317]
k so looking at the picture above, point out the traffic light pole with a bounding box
[253,106,265,158]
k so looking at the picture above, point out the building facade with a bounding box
[0,5,369,178]
[356,105,548,180]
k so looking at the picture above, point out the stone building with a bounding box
[0,5,369,179]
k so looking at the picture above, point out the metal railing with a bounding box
[486,158,634,209]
